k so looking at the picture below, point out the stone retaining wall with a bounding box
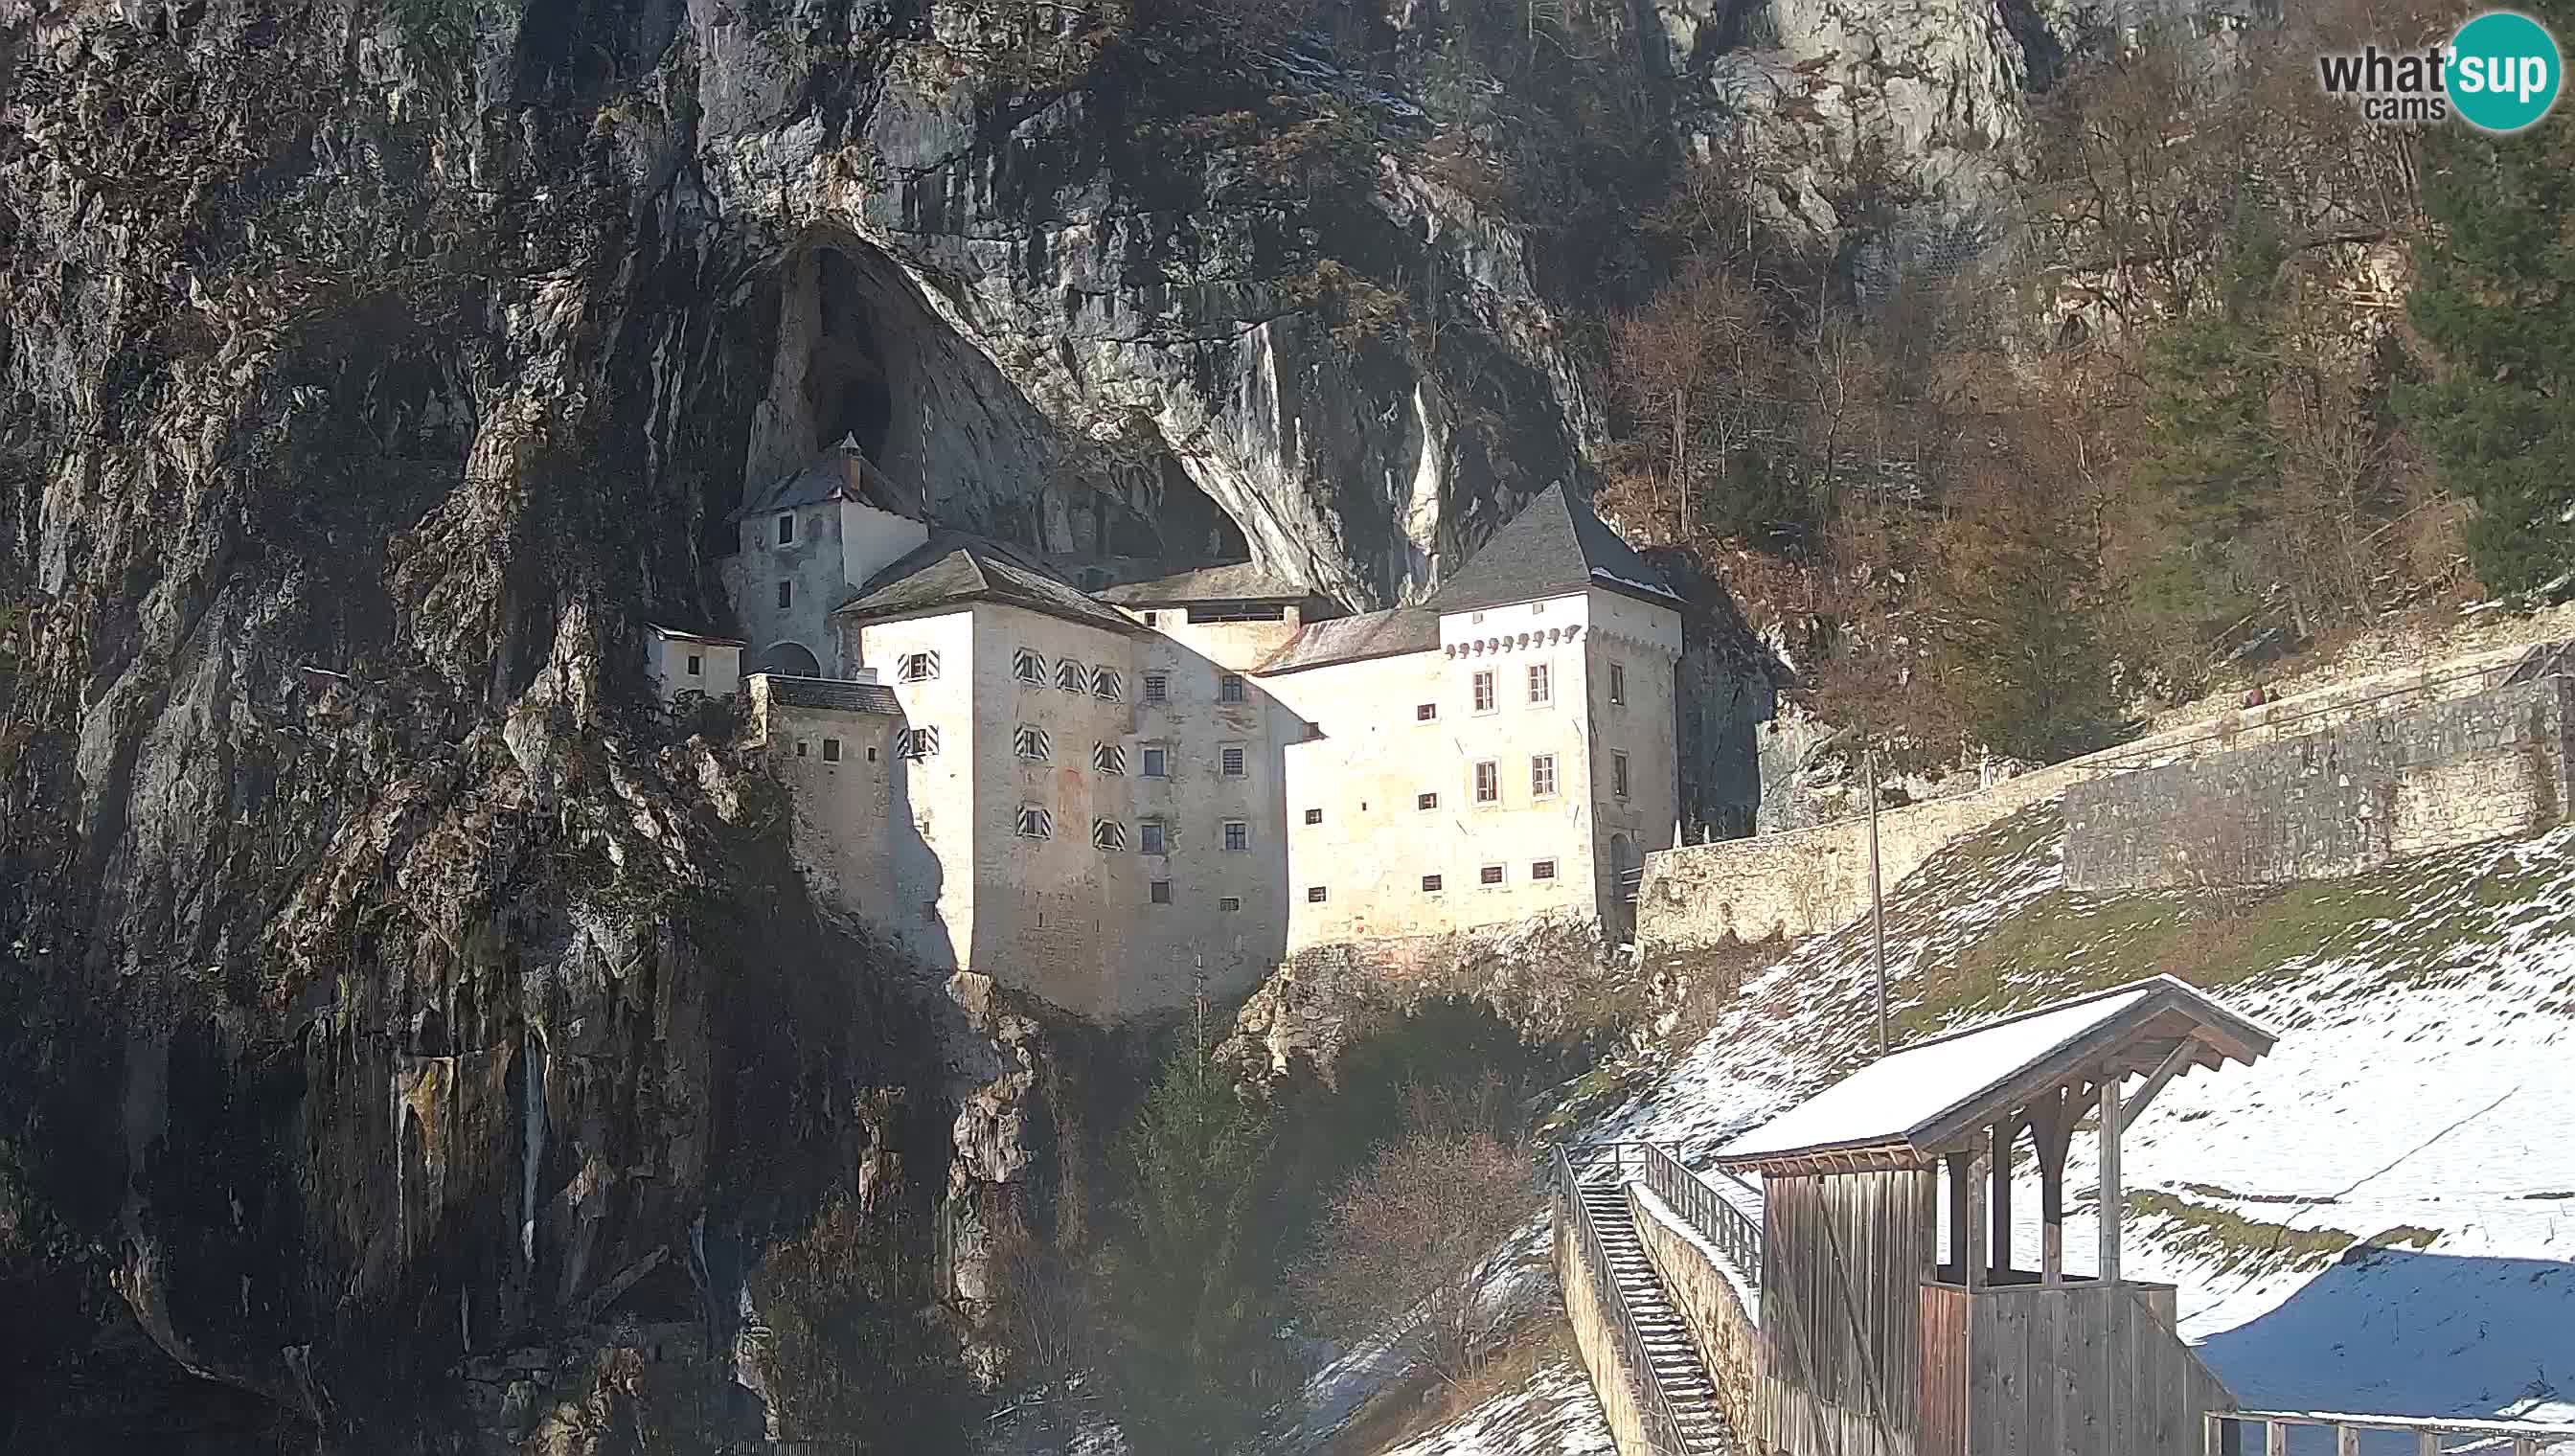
[1630,1184,1761,1453]
[1556,1194,1657,1456]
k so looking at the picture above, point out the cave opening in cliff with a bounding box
[809,249,895,466]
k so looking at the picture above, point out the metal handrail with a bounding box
[1555,1143,1700,1456]
[2205,1409,2575,1455]
[1635,1141,1763,1278]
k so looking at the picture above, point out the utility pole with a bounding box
[1192,953,1208,1057]
[1866,742,1888,1056]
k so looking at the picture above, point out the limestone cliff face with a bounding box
[0,0,2141,1445]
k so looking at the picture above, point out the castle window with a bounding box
[795,739,809,758]
[1473,761,1499,805]
[1421,874,1443,893]
[1479,863,1505,886]
[1015,806,1053,839]
[1416,702,1437,721]
[1140,819,1168,854]
[1014,648,1046,685]
[686,654,702,676]
[776,580,792,609]
[1532,754,1559,798]
[1141,743,1169,778]
[903,726,941,759]
[1613,752,1630,800]
[1222,820,1248,853]
[1094,742,1128,776]
[898,651,940,682]
[1093,818,1128,852]
[1221,745,1246,779]
[1219,896,1242,912]
[1527,663,1551,706]
[866,744,878,762]
[1417,792,1438,810]
[822,738,842,763]
[1219,673,1245,704]
[1303,808,1323,826]
[1092,668,1125,702]
[1014,725,1053,762]
[1307,885,1327,903]
[1058,658,1087,693]
[1532,859,1558,880]
[1472,671,1496,714]
[1609,662,1628,706]
[776,513,795,545]
[1143,672,1169,704]
[1151,879,1173,903]
[1143,611,1160,626]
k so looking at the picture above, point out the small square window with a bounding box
[1015,806,1053,839]
[1219,673,1245,704]
[1474,761,1499,804]
[1151,879,1173,903]
[1471,671,1496,714]
[1093,818,1128,852]
[1142,610,1159,626]
[1013,648,1046,685]
[1609,662,1628,706]
[822,738,841,762]
[1528,663,1551,706]
[1421,874,1444,893]
[1221,746,1246,778]
[1304,808,1323,826]
[1479,864,1505,886]
[1416,702,1437,721]
[903,726,941,759]
[776,580,792,610]
[1306,885,1327,903]
[1219,896,1242,912]
[1532,859,1557,880]
[1144,672,1169,704]
[1057,659,1087,693]
[776,513,795,545]
[899,651,941,682]
[866,744,878,762]
[1613,752,1631,800]
[686,653,702,676]
[1140,819,1168,854]
[1141,745,1169,778]
[1223,820,1248,853]
[1015,725,1053,761]
[795,739,809,759]
[1417,792,1438,810]
[1092,667,1125,702]
[1094,742,1128,775]
[1532,754,1559,798]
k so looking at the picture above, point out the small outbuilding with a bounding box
[645,624,745,702]
[1709,975,2277,1456]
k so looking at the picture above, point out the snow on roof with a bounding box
[1711,975,2273,1170]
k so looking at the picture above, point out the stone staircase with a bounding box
[1574,1168,1735,1454]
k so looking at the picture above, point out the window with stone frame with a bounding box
[1531,753,1559,798]
[1013,648,1046,685]
[1416,702,1437,720]
[1609,661,1627,705]
[1057,658,1087,693]
[899,650,940,682]
[1417,791,1438,810]
[1421,874,1443,893]
[1219,672,1245,703]
[822,738,842,762]
[1527,662,1551,706]
[1472,671,1496,713]
[1613,751,1630,800]
[1222,820,1248,852]
[1139,819,1168,854]
[1015,806,1052,839]
[1219,896,1242,912]
[1094,742,1128,775]
[1143,671,1169,704]
[1092,818,1128,852]
[903,726,941,759]
[1479,863,1505,885]
[1474,760,1499,804]
[1014,725,1052,761]
[686,654,702,676]
[1140,743,1169,778]
[776,513,795,545]
[1150,879,1173,903]
[1092,667,1125,701]
[1306,885,1327,903]
[1220,745,1246,778]
[1531,859,1557,880]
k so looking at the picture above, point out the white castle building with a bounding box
[672,440,1684,1021]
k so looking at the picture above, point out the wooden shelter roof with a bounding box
[1709,976,2276,1176]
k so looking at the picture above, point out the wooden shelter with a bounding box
[1709,976,2277,1456]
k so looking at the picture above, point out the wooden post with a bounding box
[2033,1086,2069,1285]
[2336,1427,2360,1456]
[1963,1148,1987,1291]
[2099,1079,2124,1285]
[1948,1149,1973,1283]
[1990,1121,2014,1279]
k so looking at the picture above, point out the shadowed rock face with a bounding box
[0,0,2112,1443]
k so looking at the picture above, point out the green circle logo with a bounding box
[2447,11,2563,133]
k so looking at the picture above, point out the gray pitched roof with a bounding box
[733,437,923,522]
[1255,606,1440,675]
[1099,561,1313,605]
[757,674,903,716]
[832,533,1141,637]
[648,623,747,647]
[1428,482,1679,614]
